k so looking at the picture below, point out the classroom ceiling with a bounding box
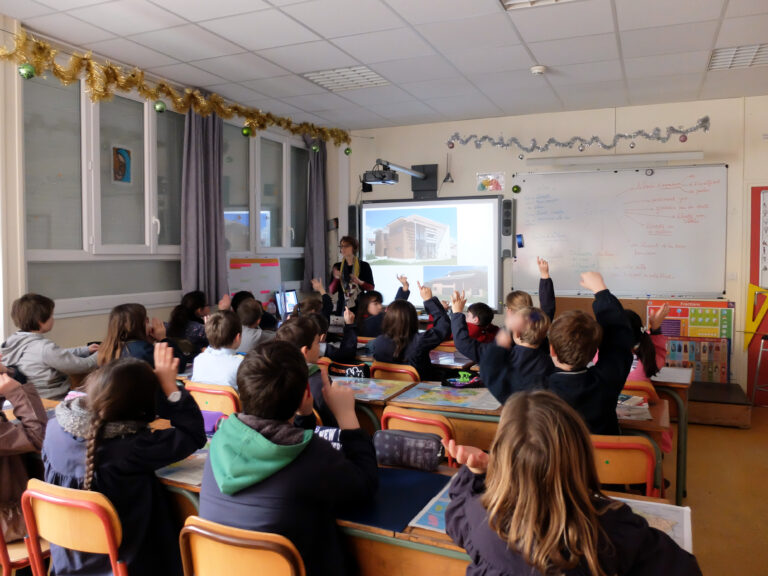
[2,0,768,130]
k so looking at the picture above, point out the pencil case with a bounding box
[373,430,444,472]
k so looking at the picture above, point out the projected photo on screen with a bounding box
[362,197,501,310]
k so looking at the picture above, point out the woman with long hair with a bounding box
[329,236,375,314]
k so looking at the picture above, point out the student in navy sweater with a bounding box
[371,282,451,380]
[42,344,206,576]
[546,271,634,435]
[199,340,378,576]
[445,391,701,576]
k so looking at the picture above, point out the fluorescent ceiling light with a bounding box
[303,66,388,92]
[709,44,768,71]
[499,0,584,10]
[525,151,704,167]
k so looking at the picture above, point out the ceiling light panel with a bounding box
[708,44,768,70]
[499,0,585,10]
[303,66,389,92]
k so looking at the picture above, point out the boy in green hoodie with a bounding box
[199,340,378,576]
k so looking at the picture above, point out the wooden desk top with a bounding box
[429,350,476,371]
[619,398,670,433]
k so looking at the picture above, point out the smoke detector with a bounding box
[530,65,547,76]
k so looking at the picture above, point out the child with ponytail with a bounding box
[42,343,206,576]
[627,303,670,381]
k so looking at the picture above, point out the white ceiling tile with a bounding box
[370,55,458,83]
[36,0,107,9]
[191,53,287,81]
[627,73,703,104]
[25,13,115,44]
[725,0,768,18]
[445,45,532,75]
[469,68,541,93]
[86,37,179,68]
[258,41,359,74]
[285,111,329,125]
[206,83,266,103]
[149,63,226,87]
[242,98,305,116]
[422,94,503,118]
[529,33,618,66]
[621,21,719,58]
[384,0,503,24]
[624,51,710,79]
[199,9,319,51]
[509,0,614,43]
[242,75,327,97]
[130,24,243,61]
[494,90,563,116]
[700,68,768,99]
[269,0,316,5]
[149,0,270,21]
[284,92,354,111]
[332,28,434,64]
[554,80,628,109]
[365,100,440,120]
[337,117,393,129]
[420,13,519,53]
[547,60,624,86]
[401,77,481,99]
[69,0,185,36]
[0,0,53,19]
[717,14,768,47]
[282,0,402,38]
[313,105,388,127]
[615,0,725,31]
[340,84,414,106]
[469,69,561,113]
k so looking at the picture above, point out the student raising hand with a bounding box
[451,290,466,314]
[537,256,550,279]
[218,293,232,311]
[442,439,489,474]
[417,281,433,301]
[397,274,409,291]
[148,317,166,342]
[154,342,180,397]
[579,271,607,294]
[343,307,355,325]
[650,302,670,331]
[322,382,359,430]
[311,277,326,295]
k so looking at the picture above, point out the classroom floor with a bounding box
[665,406,768,575]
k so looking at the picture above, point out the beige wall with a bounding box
[346,97,768,388]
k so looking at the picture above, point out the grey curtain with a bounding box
[181,110,229,300]
[302,135,328,290]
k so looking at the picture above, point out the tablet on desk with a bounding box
[275,289,298,318]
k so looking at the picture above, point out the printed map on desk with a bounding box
[614,497,693,552]
[156,448,208,487]
[332,378,414,401]
[394,383,501,411]
[408,475,456,534]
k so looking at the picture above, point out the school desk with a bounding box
[3,397,58,421]
[428,350,476,371]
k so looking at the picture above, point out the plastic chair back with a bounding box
[370,362,420,382]
[184,382,241,415]
[592,435,658,497]
[381,406,456,466]
[0,525,49,576]
[622,381,660,401]
[433,340,456,352]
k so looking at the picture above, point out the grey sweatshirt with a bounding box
[0,332,97,399]
[236,326,276,355]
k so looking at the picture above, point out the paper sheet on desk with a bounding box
[408,475,456,534]
[614,496,693,553]
[156,448,208,487]
[652,367,693,384]
[395,384,501,411]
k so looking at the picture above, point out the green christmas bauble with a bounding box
[344,147,352,156]
[18,63,35,79]
[311,143,320,152]
[241,126,252,137]
[512,185,521,193]
[153,100,166,113]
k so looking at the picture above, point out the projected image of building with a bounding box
[372,215,452,261]
[424,267,489,302]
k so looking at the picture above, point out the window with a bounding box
[24,78,183,314]
[222,123,250,252]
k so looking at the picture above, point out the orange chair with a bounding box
[434,340,456,352]
[370,361,420,382]
[21,478,127,576]
[381,405,456,466]
[622,381,660,401]
[180,516,305,576]
[591,435,659,497]
[184,382,242,415]
[356,336,374,345]
[0,527,49,576]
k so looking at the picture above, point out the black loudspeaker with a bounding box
[348,205,359,238]
[502,199,513,236]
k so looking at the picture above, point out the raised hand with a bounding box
[218,293,232,311]
[343,307,356,325]
[495,328,513,349]
[148,317,166,342]
[650,302,670,331]
[397,274,409,291]
[442,439,489,474]
[537,256,550,279]
[153,342,180,397]
[417,281,433,301]
[451,290,467,314]
[311,277,326,295]
[322,382,359,430]
[88,343,100,354]
[579,271,607,294]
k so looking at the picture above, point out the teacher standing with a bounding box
[329,236,374,315]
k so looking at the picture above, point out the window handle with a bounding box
[289,227,295,241]
[152,217,161,237]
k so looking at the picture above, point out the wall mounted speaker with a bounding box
[502,199,513,236]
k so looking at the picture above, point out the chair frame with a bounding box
[179,519,304,576]
[381,407,456,466]
[0,525,49,576]
[21,484,127,576]
[592,438,657,497]
[622,381,660,401]
[370,361,420,382]
[184,382,242,415]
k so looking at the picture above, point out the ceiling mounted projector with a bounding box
[362,169,399,185]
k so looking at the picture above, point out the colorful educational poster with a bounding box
[332,378,414,402]
[394,383,501,411]
[665,337,729,383]
[155,449,208,487]
[228,257,281,298]
[476,171,504,192]
[614,497,693,553]
[647,299,733,339]
[408,476,455,534]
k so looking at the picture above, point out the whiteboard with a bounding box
[513,165,727,297]
[228,258,282,299]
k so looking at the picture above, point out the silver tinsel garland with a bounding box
[446,116,710,152]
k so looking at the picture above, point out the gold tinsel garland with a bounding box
[0,29,351,146]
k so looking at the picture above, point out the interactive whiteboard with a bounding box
[514,165,727,297]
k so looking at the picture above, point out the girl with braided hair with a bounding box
[42,343,206,576]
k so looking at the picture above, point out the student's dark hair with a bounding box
[467,302,494,327]
[275,316,319,351]
[11,293,55,332]
[83,358,159,490]
[295,296,323,317]
[205,310,242,349]
[237,298,263,328]
[548,311,602,370]
[356,291,383,332]
[167,290,207,337]
[231,291,255,313]
[626,310,659,378]
[306,313,329,337]
[99,304,148,366]
[339,235,359,252]
[381,300,419,359]
[237,340,309,420]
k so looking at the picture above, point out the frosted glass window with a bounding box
[23,75,82,250]
[157,110,184,245]
[223,124,250,252]
[290,146,308,247]
[28,260,181,299]
[100,96,145,245]
[260,137,283,247]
